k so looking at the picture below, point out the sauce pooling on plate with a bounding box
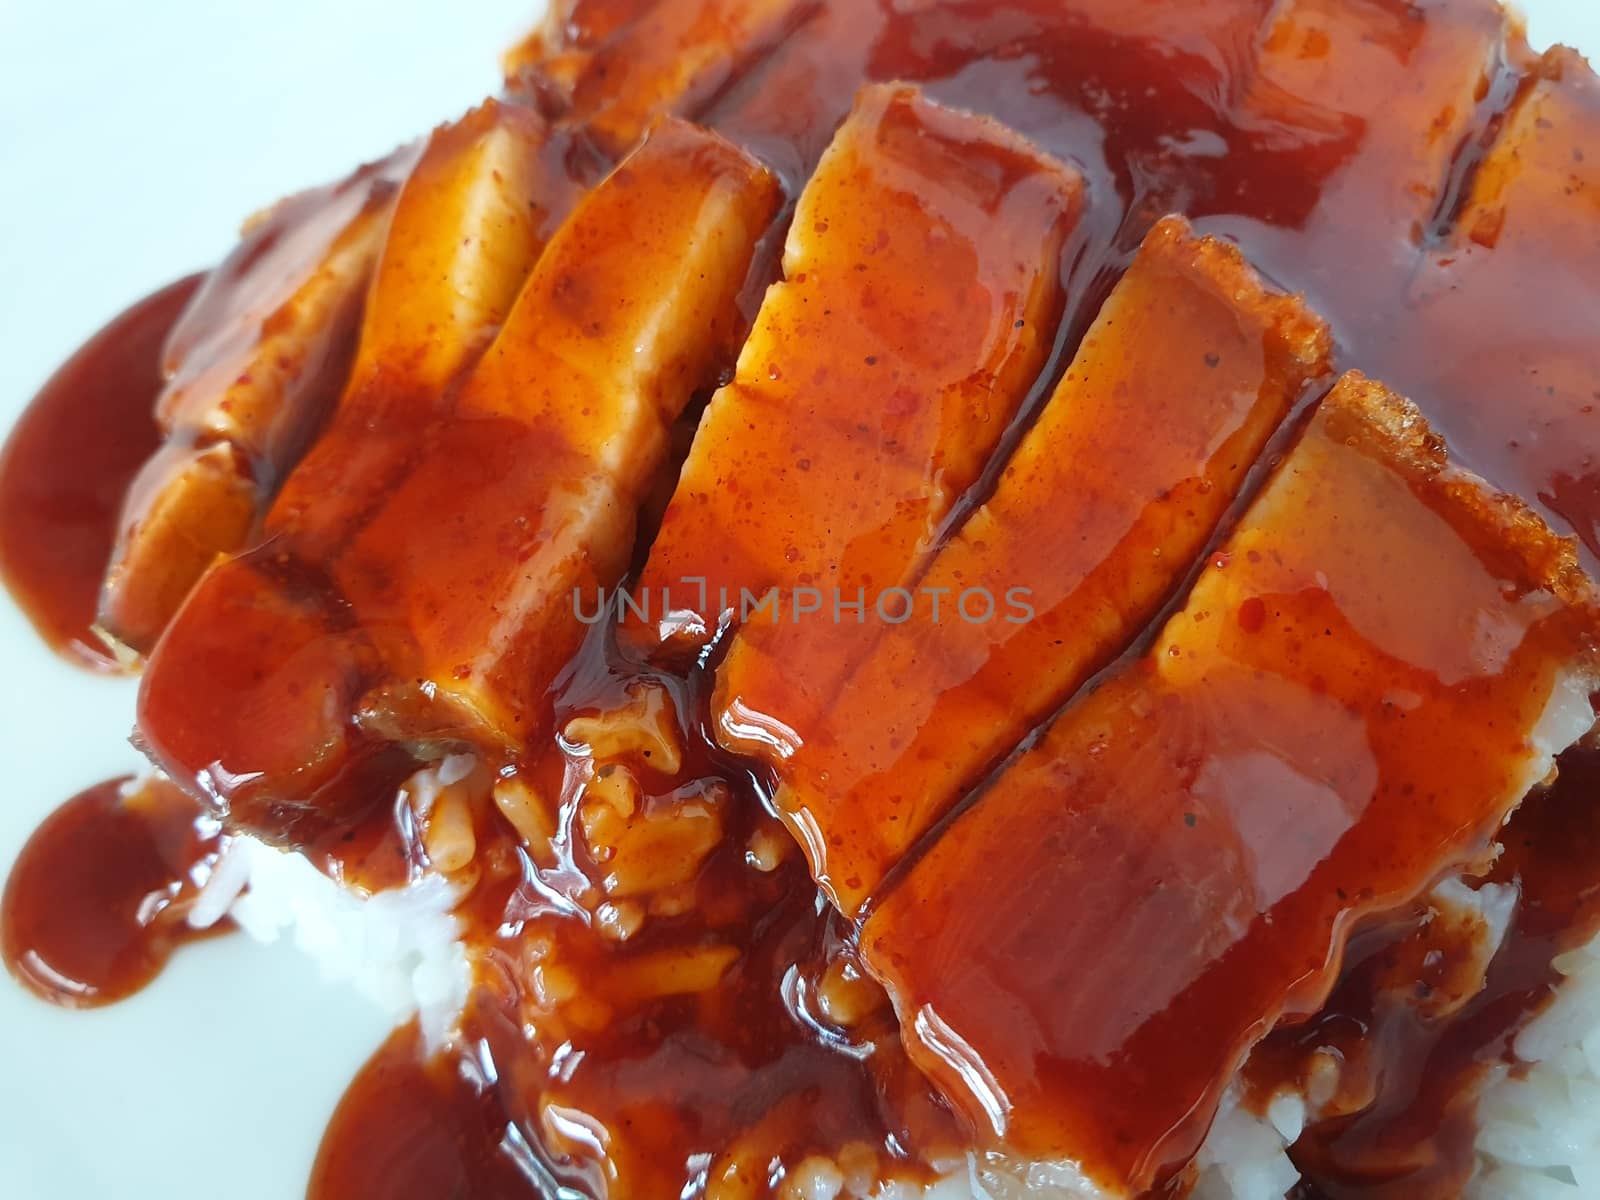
[308,1017,538,1200]
[0,274,202,669]
[1,777,228,1007]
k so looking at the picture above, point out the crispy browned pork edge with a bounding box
[1324,370,1600,617]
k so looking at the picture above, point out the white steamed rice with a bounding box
[179,663,1600,1198]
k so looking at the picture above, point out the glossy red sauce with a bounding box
[2,2,1600,1198]
[859,378,1597,1191]
[1,776,228,1007]
[1252,748,1600,1200]
[445,649,961,1196]
[0,274,202,668]
[308,1017,538,1200]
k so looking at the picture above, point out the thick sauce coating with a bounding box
[724,215,1331,913]
[99,152,410,653]
[136,121,777,837]
[1394,50,1600,559]
[864,377,1600,1196]
[863,377,1599,1192]
[638,82,1084,644]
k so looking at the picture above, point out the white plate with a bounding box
[1,2,1595,1196]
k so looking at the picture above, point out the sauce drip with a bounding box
[1,776,228,1007]
[0,274,202,668]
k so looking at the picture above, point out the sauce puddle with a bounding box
[1,776,229,1007]
[309,1017,539,1200]
[0,274,203,669]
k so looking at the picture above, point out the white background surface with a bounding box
[0,2,1595,1197]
